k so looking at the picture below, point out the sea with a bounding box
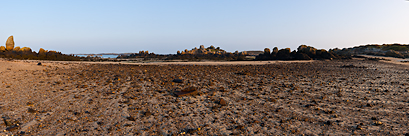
[75,54,119,58]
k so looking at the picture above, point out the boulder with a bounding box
[6,36,14,51]
[315,49,337,59]
[264,48,271,55]
[13,46,20,52]
[297,45,317,57]
[219,98,227,106]
[295,52,312,60]
[20,47,32,52]
[276,48,292,60]
[0,46,5,51]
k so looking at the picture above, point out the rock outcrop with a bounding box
[13,46,20,52]
[6,36,14,51]
[20,47,32,52]
[297,45,317,57]
[256,45,343,60]
[180,45,226,55]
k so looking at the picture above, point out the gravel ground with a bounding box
[1,59,409,135]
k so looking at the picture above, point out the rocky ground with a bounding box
[1,59,409,135]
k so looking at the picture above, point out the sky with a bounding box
[1,0,409,54]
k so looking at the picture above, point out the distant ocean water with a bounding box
[75,55,118,58]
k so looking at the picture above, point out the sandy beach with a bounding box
[1,58,409,135]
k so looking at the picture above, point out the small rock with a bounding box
[356,125,362,130]
[375,121,382,126]
[2,117,12,126]
[172,79,183,83]
[175,87,199,97]
[97,122,103,125]
[126,116,136,121]
[27,108,38,113]
[144,111,152,117]
[26,102,34,106]
[73,112,80,116]
[80,85,88,88]
[236,125,245,130]
[219,87,226,92]
[6,125,19,131]
[325,121,332,125]
[235,71,249,75]
[219,98,227,106]
[37,62,42,65]
[305,104,316,108]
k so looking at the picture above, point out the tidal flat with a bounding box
[1,58,408,135]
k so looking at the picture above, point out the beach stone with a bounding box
[6,125,19,131]
[80,85,88,88]
[126,116,136,121]
[2,117,12,126]
[5,36,14,51]
[356,125,362,130]
[144,111,152,116]
[235,71,249,75]
[219,98,227,106]
[172,79,183,83]
[37,62,42,65]
[27,108,38,113]
[175,86,198,97]
[236,125,245,130]
[26,102,34,106]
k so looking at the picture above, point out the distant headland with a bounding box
[2,35,409,61]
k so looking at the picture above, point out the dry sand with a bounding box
[1,58,409,135]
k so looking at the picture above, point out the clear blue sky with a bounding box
[1,0,409,54]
